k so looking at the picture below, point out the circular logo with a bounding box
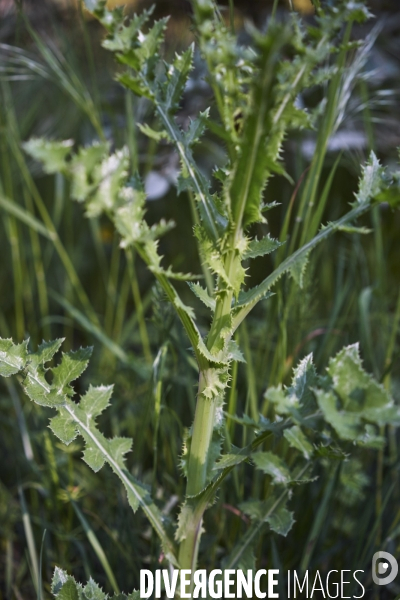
[372,551,398,586]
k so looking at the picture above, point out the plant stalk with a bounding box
[178,370,217,573]
[179,240,238,571]
[186,371,217,497]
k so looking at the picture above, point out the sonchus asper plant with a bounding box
[2,0,400,596]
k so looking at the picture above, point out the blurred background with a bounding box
[0,0,399,598]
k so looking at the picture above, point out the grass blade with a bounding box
[71,501,120,595]
[18,486,39,594]
[0,193,55,240]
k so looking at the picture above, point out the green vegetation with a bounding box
[1,0,400,598]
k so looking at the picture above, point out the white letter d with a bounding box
[140,570,154,598]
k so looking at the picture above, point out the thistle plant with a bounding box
[2,0,400,597]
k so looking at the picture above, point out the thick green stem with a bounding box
[186,371,217,497]
[178,241,238,571]
[178,504,203,572]
[208,240,237,348]
[178,370,217,571]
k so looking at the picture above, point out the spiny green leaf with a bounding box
[35,339,65,364]
[373,168,400,209]
[117,72,154,100]
[175,501,193,542]
[136,18,169,65]
[227,340,246,363]
[359,424,386,449]
[108,437,132,467]
[347,2,374,22]
[113,17,168,70]
[265,386,291,415]
[82,444,106,473]
[354,152,385,205]
[284,426,313,459]
[51,143,129,216]
[0,339,28,377]
[114,187,147,245]
[85,2,227,242]
[55,579,80,600]
[315,389,361,441]
[261,201,280,213]
[138,123,170,142]
[185,109,210,147]
[281,104,311,134]
[23,138,73,174]
[232,198,374,326]
[121,472,146,513]
[243,235,283,260]
[188,282,216,311]
[234,288,274,310]
[328,344,387,411]
[53,573,82,600]
[28,139,206,368]
[227,413,286,436]
[192,187,228,242]
[164,45,194,112]
[172,295,196,321]
[24,369,53,407]
[240,497,295,536]
[0,338,177,565]
[252,451,291,485]
[314,444,348,461]
[195,335,231,366]
[49,410,77,445]
[264,344,398,444]
[213,165,230,184]
[196,228,246,297]
[229,27,290,228]
[82,578,106,600]
[213,451,250,470]
[51,347,93,399]
[290,353,319,410]
[192,0,253,143]
[52,567,70,595]
[200,239,230,287]
[23,339,65,407]
[327,344,400,424]
[337,225,372,234]
[51,568,138,600]
[70,143,110,201]
[85,149,129,218]
[102,11,150,53]
[267,505,294,536]
[151,264,199,281]
[289,250,310,288]
[205,431,224,486]
[201,367,229,401]
[79,385,113,419]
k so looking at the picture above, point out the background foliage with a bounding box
[0,0,400,598]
